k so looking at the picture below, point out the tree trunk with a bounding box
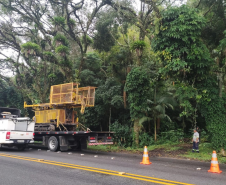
[109,107,111,132]
[182,116,185,130]
[148,120,151,133]
[123,91,127,108]
[139,1,145,42]
[78,56,85,76]
[139,28,145,41]
[154,115,157,142]
[223,74,226,94]
[134,119,140,147]
[157,118,160,132]
[219,73,223,97]
[154,86,157,141]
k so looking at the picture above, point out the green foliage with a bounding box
[21,42,41,58]
[68,18,75,26]
[93,10,119,52]
[131,40,146,50]
[158,129,184,143]
[139,132,154,147]
[147,90,176,120]
[52,16,65,26]
[125,67,150,119]
[21,42,40,52]
[199,77,226,150]
[40,40,46,49]
[106,46,131,83]
[48,73,57,79]
[43,51,54,57]
[110,120,133,147]
[176,83,211,124]
[97,77,123,108]
[176,83,198,121]
[152,5,218,144]
[78,53,104,86]
[152,5,213,82]
[189,0,226,52]
[212,30,226,74]
[43,51,56,63]
[53,34,69,46]
[218,30,226,51]
[55,45,69,55]
[59,58,72,67]
[111,95,124,108]
[82,35,93,46]
[0,83,26,116]
[81,77,127,131]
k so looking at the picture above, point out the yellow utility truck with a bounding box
[24,82,113,152]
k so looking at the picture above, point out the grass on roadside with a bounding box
[88,142,226,164]
[87,143,183,153]
[167,146,183,151]
[87,145,143,153]
[180,143,226,163]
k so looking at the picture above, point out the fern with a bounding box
[52,16,65,26]
[131,40,146,50]
[54,34,69,46]
[55,45,69,54]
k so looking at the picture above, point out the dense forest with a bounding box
[0,0,226,150]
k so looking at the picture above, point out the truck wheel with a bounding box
[48,136,59,152]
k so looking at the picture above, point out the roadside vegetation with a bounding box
[1,0,226,158]
[88,142,226,164]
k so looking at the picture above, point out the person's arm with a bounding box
[196,133,199,143]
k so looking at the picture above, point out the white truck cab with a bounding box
[0,109,35,150]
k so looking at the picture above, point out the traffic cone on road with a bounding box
[208,151,222,173]
[140,146,151,165]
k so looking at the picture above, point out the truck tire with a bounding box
[48,136,59,152]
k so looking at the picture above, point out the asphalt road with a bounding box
[0,146,226,185]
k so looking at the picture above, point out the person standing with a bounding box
[192,129,199,153]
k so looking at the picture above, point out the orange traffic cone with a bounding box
[208,151,222,174]
[140,146,152,165]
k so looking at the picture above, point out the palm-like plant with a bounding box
[140,88,177,141]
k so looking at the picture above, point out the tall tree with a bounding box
[187,0,226,97]
[0,0,110,103]
[125,67,150,146]
[152,5,213,83]
[152,4,214,134]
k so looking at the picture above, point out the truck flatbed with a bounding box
[34,130,114,151]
